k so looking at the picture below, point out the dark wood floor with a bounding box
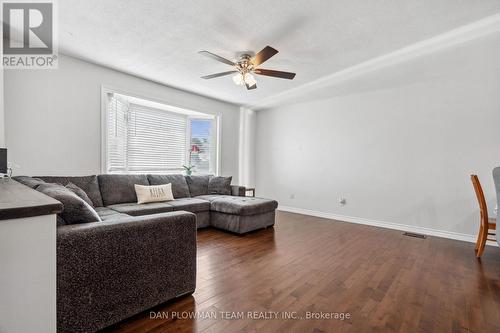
[103,211,500,333]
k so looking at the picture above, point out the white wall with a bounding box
[0,67,4,148]
[1,19,4,148]
[255,33,500,237]
[238,107,256,187]
[4,55,241,181]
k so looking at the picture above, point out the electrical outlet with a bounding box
[339,197,346,205]
[290,194,295,199]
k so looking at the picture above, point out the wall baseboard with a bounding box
[278,205,498,247]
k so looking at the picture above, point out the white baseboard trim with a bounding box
[278,205,498,247]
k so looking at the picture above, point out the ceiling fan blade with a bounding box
[246,83,257,90]
[252,46,278,67]
[198,50,235,66]
[254,68,296,79]
[201,71,238,79]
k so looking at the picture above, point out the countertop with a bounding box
[0,178,62,221]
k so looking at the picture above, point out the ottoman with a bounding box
[207,196,278,234]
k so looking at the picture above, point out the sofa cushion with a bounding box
[209,196,278,216]
[66,182,94,207]
[147,174,191,198]
[94,207,131,221]
[166,198,210,213]
[195,194,233,202]
[186,175,211,197]
[107,202,174,216]
[36,175,104,207]
[98,174,149,206]
[37,183,101,225]
[208,176,232,195]
[13,176,46,189]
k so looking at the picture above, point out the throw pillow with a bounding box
[185,175,211,197]
[208,176,232,195]
[36,183,101,225]
[66,182,94,207]
[134,184,174,204]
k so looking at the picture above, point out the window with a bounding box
[103,91,218,175]
[190,119,214,174]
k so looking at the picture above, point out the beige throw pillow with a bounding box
[134,183,174,204]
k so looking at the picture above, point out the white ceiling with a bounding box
[59,0,500,106]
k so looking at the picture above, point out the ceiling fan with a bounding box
[199,46,296,90]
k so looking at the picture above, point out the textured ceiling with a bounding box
[59,0,500,106]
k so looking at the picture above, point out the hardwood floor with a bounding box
[102,211,500,333]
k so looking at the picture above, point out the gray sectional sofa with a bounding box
[15,174,278,233]
[14,174,278,333]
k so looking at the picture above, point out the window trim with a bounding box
[100,85,222,175]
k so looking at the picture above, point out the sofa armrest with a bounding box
[231,185,247,196]
[57,211,197,333]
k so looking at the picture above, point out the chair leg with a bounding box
[476,228,487,258]
[475,224,483,252]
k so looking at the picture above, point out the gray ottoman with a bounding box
[208,196,278,234]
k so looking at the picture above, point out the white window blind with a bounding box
[105,93,217,174]
[127,104,187,172]
[106,94,128,172]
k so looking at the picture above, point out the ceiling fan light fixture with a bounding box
[244,73,257,87]
[232,73,244,85]
[200,46,296,91]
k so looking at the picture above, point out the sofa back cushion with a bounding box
[186,175,211,197]
[36,176,104,207]
[208,176,232,195]
[98,174,149,205]
[147,174,191,198]
[36,183,101,225]
[12,176,46,189]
